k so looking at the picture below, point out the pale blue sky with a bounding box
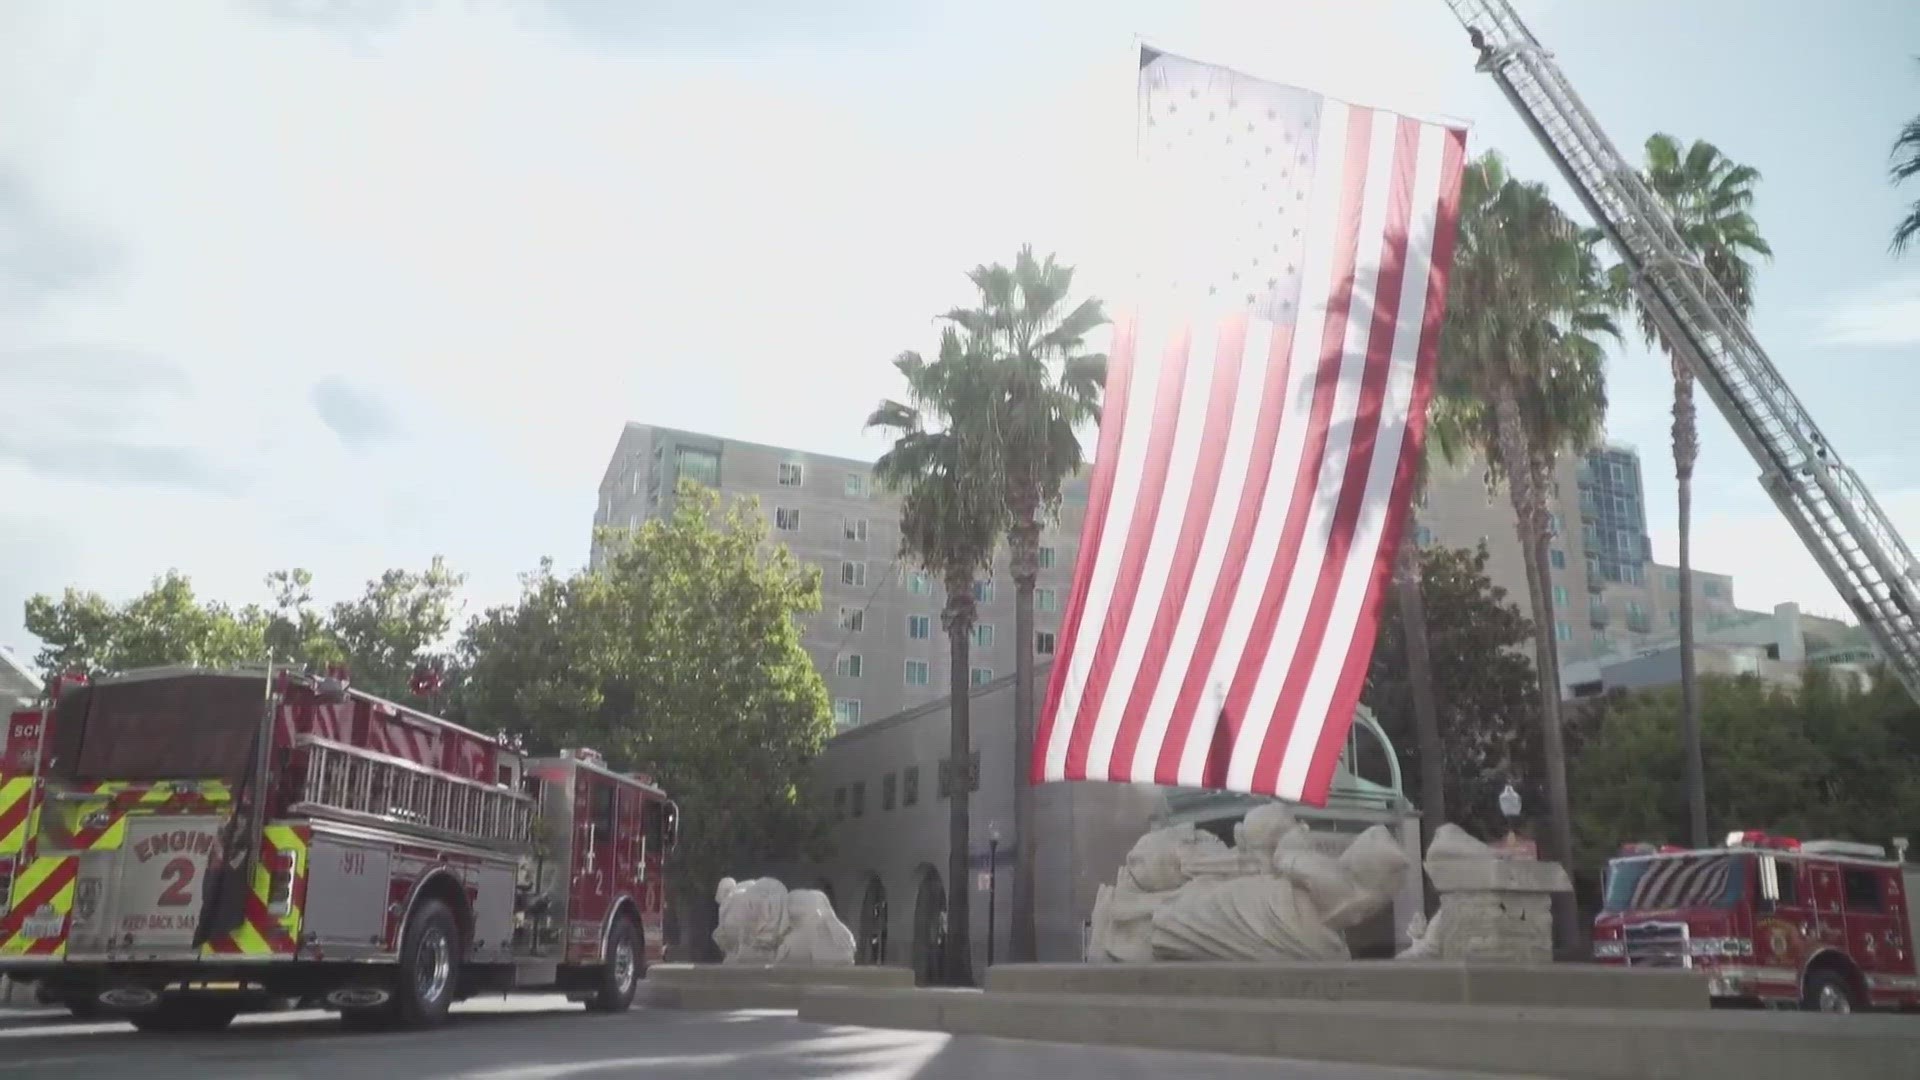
[3,0,1917,655]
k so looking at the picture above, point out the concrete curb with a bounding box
[798,987,1920,1080]
[984,960,1709,1010]
[642,963,915,1010]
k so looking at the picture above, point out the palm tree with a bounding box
[1441,151,1618,953]
[943,247,1107,962]
[1396,384,1486,901]
[1892,62,1920,254]
[1630,134,1771,848]
[868,329,1006,987]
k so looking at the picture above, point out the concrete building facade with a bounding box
[790,662,1422,979]
[591,423,1085,729]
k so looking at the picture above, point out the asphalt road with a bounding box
[0,996,1516,1079]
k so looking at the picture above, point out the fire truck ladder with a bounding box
[1445,0,1920,705]
[295,737,533,848]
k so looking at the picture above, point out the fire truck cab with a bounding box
[1593,830,1920,1013]
[0,666,678,1033]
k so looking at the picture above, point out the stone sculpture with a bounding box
[1087,805,1411,963]
[712,877,856,967]
[1396,824,1571,964]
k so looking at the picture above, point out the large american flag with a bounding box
[1033,49,1468,804]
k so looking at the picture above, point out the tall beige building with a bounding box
[592,423,1085,729]
[1412,441,1741,692]
[592,423,1758,718]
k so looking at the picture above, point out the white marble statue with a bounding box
[712,876,856,967]
[1087,805,1411,963]
[773,889,858,966]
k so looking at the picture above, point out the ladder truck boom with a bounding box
[1445,0,1920,704]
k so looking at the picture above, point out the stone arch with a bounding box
[910,863,945,986]
[858,874,888,966]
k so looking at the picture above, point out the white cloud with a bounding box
[0,0,1500,642]
[1653,488,1920,622]
[1806,274,1920,347]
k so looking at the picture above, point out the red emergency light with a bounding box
[1725,830,1800,851]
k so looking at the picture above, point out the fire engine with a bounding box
[1592,830,1920,1013]
[0,665,678,1033]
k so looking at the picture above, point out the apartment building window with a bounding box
[905,659,930,686]
[775,507,801,531]
[1037,587,1059,614]
[1670,610,1679,627]
[973,624,995,649]
[1550,549,1566,570]
[970,667,993,686]
[1627,600,1645,619]
[845,473,867,497]
[841,561,867,587]
[1547,512,1561,537]
[1553,584,1568,607]
[903,766,920,806]
[843,518,869,542]
[907,614,931,640]
[1038,545,1057,569]
[838,606,865,633]
[882,773,897,811]
[835,699,863,728]
[677,446,720,487]
[1414,525,1434,548]
[630,471,639,496]
[1555,621,1572,643]
[1703,580,1727,600]
[628,513,640,530]
[779,461,805,487]
[850,780,866,817]
[835,654,863,679]
[907,571,931,595]
[1037,631,1056,656]
[1665,571,1680,591]
[973,580,994,603]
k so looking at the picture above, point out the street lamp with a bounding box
[1498,783,1523,847]
[987,822,1002,969]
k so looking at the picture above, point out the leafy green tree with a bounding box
[943,246,1107,962]
[22,572,269,675]
[868,330,1006,986]
[457,483,835,958]
[1571,670,1920,882]
[319,557,464,700]
[1367,544,1547,843]
[1439,150,1619,950]
[1625,134,1771,847]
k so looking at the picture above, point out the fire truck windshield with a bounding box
[1603,854,1749,913]
[54,674,264,782]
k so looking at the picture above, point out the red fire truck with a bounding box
[0,665,677,1033]
[1592,830,1920,1013]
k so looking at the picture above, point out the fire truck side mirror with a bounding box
[663,801,680,854]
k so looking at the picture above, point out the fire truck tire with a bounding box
[587,917,642,1013]
[128,998,241,1034]
[1802,967,1860,1014]
[391,897,462,1028]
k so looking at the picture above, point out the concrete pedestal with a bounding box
[1410,854,1571,964]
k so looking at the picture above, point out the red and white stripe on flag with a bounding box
[1033,49,1468,805]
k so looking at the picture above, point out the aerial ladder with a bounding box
[1445,0,1920,705]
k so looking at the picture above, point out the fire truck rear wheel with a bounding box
[128,998,241,1034]
[587,917,642,1013]
[392,897,462,1028]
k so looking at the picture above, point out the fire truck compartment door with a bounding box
[303,839,393,952]
[107,816,226,955]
